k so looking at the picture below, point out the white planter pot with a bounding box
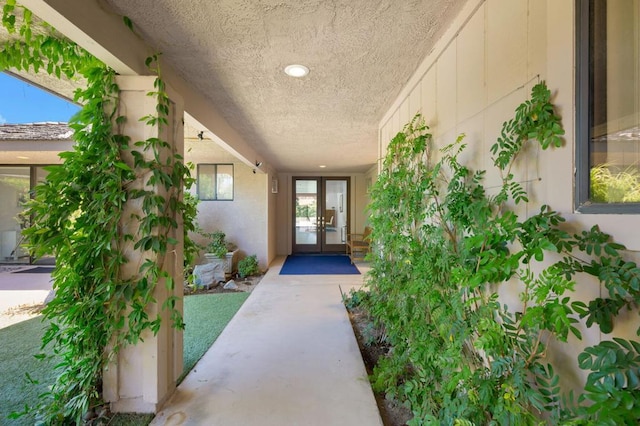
[204,249,239,278]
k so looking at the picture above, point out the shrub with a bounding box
[590,164,640,203]
[238,254,259,278]
[364,82,640,424]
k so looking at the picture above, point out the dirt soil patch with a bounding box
[184,272,264,295]
[347,305,413,426]
[0,302,45,329]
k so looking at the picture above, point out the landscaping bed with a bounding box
[185,271,264,294]
[347,304,413,426]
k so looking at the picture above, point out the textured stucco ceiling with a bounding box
[101,0,466,173]
[2,1,466,173]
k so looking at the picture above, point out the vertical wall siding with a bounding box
[377,0,640,394]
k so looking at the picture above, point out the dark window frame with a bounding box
[197,163,234,201]
[575,0,640,214]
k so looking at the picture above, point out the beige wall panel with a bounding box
[276,172,291,255]
[379,122,390,168]
[267,175,278,265]
[385,122,393,147]
[509,82,535,203]
[519,79,551,216]
[392,108,401,138]
[399,97,411,131]
[544,1,575,214]
[566,214,640,251]
[497,253,603,397]
[527,0,548,79]
[495,278,527,321]
[547,328,598,395]
[436,43,458,135]
[353,174,369,233]
[408,82,422,119]
[420,68,438,132]
[433,127,459,166]
[529,147,571,218]
[520,142,546,215]
[607,296,640,343]
[455,113,486,173]
[456,3,487,123]
[545,248,636,394]
[365,164,378,188]
[482,87,527,194]
[486,0,527,105]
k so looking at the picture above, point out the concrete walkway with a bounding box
[0,266,53,329]
[151,256,382,426]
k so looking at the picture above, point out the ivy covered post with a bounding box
[102,76,185,413]
[1,3,195,421]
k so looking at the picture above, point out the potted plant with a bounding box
[203,231,239,278]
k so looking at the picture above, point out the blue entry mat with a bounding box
[279,254,360,275]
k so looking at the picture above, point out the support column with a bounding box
[103,76,184,413]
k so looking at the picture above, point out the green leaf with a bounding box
[123,15,133,31]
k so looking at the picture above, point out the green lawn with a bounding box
[0,292,249,425]
[0,317,57,425]
[181,292,249,381]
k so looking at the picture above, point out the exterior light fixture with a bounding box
[319,165,327,168]
[284,64,309,78]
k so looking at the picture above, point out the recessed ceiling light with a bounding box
[17,156,29,160]
[319,165,327,168]
[284,64,309,78]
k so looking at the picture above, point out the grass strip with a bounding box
[0,317,57,425]
[181,292,249,381]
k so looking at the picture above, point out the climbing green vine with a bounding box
[355,82,640,424]
[2,1,197,424]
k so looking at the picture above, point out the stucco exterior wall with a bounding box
[378,0,640,393]
[186,140,269,270]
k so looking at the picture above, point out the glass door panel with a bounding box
[293,177,349,253]
[294,178,320,252]
[0,166,31,264]
[33,167,55,265]
[322,178,348,252]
